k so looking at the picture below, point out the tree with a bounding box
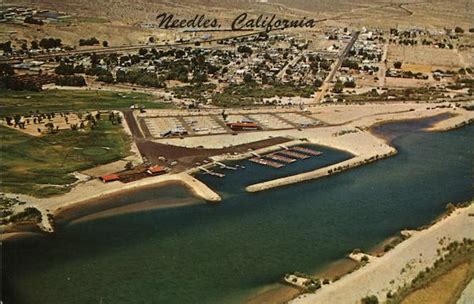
[102,41,109,47]
[332,81,344,93]
[79,37,99,46]
[97,73,114,83]
[313,79,323,88]
[243,73,253,83]
[31,40,39,49]
[341,59,359,70]
[393,61,402,69]
[116,70,127,82]
[90,53,100,65]
[454,26,464,33]
[55,63,75,75]
[0,63,14,78]
[446,203,456,214]
[125,161,133,170]
[237,45,252,55]
[192,71,208,83]
[138,48,148,56]
[44,122,55,133]
[55,75,87,87]
[39,38,62,49]
[0,41,12,53]
[361,295,378,304]
[73,64,85,74]
[344,81,356,88]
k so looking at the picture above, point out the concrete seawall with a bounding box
[246,149,397,192]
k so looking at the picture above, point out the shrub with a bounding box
[79,37,100,46]
[55,63,75,75]
[55,75,87,87]
[39,37,62,49]
[361,295,379,304]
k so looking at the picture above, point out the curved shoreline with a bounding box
[245,111,473,193]
[246,199,473,304]
[1,172,220,237]
[2,103,473,237]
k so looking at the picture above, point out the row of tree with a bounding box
[55,75,87,86]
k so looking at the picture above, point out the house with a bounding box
[99,174,120,183]
[146,165,168,175]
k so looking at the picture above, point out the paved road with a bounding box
[122,110,143,139]
[277,54,303,80]
[0,30,265,64]
[314,31,360,103]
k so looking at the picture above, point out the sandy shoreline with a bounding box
[53,180,200,223]
[291,203,474,304]
[2,102,472,237]
[245,109,472,193]
[1,171,220,237]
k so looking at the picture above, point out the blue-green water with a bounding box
[2,124,473,304]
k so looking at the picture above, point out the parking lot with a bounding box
[276,113,322,127]
[183,115,226,135]
[138,111,325,138]
[246,113,293,129]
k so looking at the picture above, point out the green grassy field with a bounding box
[0,120,131,197]
[0,89,170,117]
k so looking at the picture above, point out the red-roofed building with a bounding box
[99,174,120,183]
[146,165,168,175]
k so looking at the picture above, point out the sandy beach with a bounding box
[2,171,220,235]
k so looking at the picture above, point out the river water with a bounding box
[2,122,473,304]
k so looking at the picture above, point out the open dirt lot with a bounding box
[387,45,467,70]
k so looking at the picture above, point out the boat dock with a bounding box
[266,153,296,163]
[243,145,325,170]
[249,157,285,168]
[278,150,310,159]
[214,161,238,170]
[199,167,225,177]
[292,146,323,156]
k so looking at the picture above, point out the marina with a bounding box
[199,167,225,177]
[292,146,323,156]
[265,153,296,163]
[278,150,310,159]
[249,157,285,168]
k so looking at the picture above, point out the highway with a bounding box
[0,30,267,64]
